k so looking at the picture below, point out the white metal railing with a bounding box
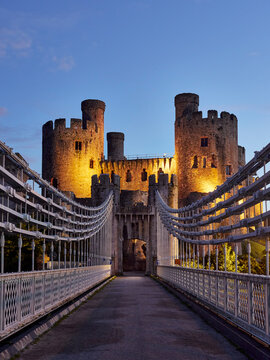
[156,142,270,344]
[157,266,270,344]
[0,139,114,337]
[0,265,111,339]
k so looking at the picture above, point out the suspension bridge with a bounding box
[1,139,270,358]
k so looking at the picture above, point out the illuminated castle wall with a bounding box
[42,93,245,204]
[42,100,105,198]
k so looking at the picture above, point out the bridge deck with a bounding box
[19,274,246,360]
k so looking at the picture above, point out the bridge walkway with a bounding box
[19,274,246,360]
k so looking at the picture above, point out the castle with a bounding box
[42,93,245,273]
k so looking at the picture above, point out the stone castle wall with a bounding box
[100,157,175,192]
[174,93,239,202]
[42,100,104,198]
[42,93,245,205]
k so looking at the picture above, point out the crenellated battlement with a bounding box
[149,173,178,187]
[43,118,100,132]
[101,157,174,171]
[148,173,178,208]
[176,109,237,125]
[175,104,238,133]
[91,173,120,206]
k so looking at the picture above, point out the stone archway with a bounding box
[122,224,146,271]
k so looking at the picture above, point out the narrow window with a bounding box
[201,138,208,147]
[51,178,58,188]
[126,169,132,182]
[75,141,82,151]
[141,168,147,181]
[226,165,232,176]
[203,157,206,168]
[158,168,164,178]
[192,156,198,168]
[89,159,94,168]
[95,123,98,133]
[111,170,115,180]
[211,154,217,168]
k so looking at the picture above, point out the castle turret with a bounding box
[174,93,239,205]
[107,132,124,161]
[175,93,199,120]
[42,99,105,198]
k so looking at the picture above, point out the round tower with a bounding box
[175,93,199,119]
[107,132,124,161]
[42,99,105,198]
[174,93,238,205]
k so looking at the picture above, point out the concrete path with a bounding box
[19,274,246,360]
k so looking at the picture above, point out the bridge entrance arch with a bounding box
[116,211,154,274]
[122,224,146,271]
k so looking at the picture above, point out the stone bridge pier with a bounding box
[91,173,178,275]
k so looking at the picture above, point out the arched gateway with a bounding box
[91,173,178,275]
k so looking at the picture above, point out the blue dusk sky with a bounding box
[0,0,269,174]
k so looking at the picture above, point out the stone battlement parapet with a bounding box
[43,118,102,132]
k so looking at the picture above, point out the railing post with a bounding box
[216,246,218,271]
[193,244,195,268]
[248,242,251,274]
[51,241,54,270]
[224,245,227,272]
[202,246,205,269]
[31,239,35,271]
[58,240,61,269]
[1,232,5,274]
[266,239,269,276]
[188,243,190,268]
[64,242,66,269]
[78,241,80,267]
[74,243,76,267]
[235,245,238,273]
[208,245,210,270]
[18,235,22,272]
[42,239,46,270]
[69,241,72,268]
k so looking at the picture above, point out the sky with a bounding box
[0,0,270,174]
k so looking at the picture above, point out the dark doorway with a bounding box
[122,224,146,271]
[123,238,146,271]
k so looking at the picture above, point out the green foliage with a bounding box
[3,233,44,273]
[180,242,267,275]
[238,254,265,275]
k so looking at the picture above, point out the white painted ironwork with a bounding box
[157,266,270,344]
[156,142,270,344]
[0,266,111,338]
[0,140,114,338]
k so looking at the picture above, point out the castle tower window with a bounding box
[141,169,147,182]
[75,141,82,151]
[226,165,232,176]
[203,157,206,168]
[89,159,94,168]
[126,169,132,182]
[192,156,198,168]
[158,168,164,178]
[211,154,217,168]
[201,138,208,147]
[51,177,58,188]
